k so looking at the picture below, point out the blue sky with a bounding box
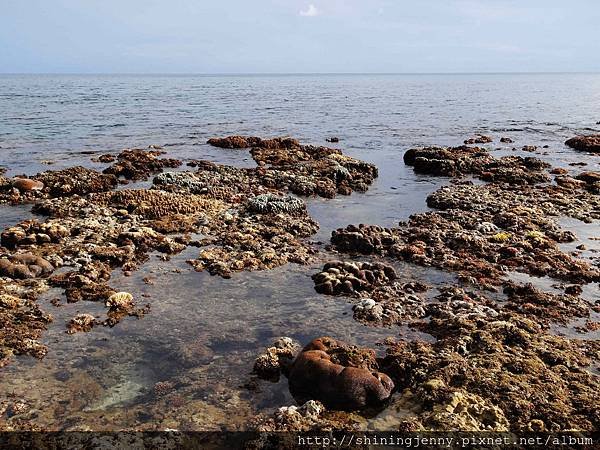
[1,0,599,73]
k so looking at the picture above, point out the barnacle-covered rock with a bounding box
[246,194,306,215]
[35,166,118,197]
[254,337,301,381]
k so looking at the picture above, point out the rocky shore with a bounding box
[250,134,600,436]
[0,137,377,368]
[1,133,598,436]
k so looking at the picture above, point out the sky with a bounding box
[1,0,599,74]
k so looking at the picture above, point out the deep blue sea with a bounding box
[0,74,599,430]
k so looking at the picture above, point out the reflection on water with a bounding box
[0,74,599,429]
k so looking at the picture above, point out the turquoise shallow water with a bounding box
[0,74,599,430]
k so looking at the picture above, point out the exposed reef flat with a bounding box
[0,137,378,370]
[253,138,599,436]
[1,133,599,436]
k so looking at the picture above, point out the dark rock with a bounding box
[103,149,181,182]
[464,135,492,145]
[565,135,600,153]
[403,146,550,184]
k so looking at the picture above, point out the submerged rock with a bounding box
[464,135,492,145]
[254,337,301,381]
[66,313,96,334]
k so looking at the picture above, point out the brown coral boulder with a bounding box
[11,178,44,192]
[565,135,600,153]
[287,337,394,410]
[0,253,55,279]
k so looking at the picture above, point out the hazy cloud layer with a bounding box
[1,0,598,73]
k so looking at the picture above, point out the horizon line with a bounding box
[1,71,599,76]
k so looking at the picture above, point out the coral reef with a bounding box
[0,135,379,377]
[246,194,306,215]
[403,146,550,184]
[382,312,600,432]
[66,313,96,334]
[252,400,366,434]
[102,149,182,182]
[0,292,52,367]
[276,139,600,433]
[312,260,397,295]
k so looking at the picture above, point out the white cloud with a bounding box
[299,4,320,17]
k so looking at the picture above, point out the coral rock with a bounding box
[288,337,394,410]
[11,178,44,192]
[0,253,54,279]
[254,337,301,381]
[106,292,134,311]
[565,135,600,153]
[66,313,96,334]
